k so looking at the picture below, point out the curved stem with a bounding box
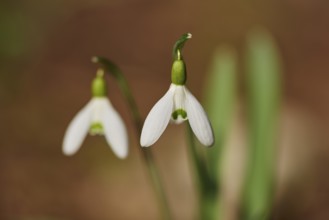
[172,33,192,60]
[92,56,172,220]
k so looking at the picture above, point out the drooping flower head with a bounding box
[62,69,128,158]
[140,33,214,147]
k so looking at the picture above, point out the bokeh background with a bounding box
[1,0,329,219]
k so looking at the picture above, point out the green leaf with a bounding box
[192,45,237,220]
[204,45,237,178]
[242,28,282,220]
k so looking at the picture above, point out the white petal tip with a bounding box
[63,152,74,156]
[194,130,214,147]
[202,139,215,147]
[140,137,154,148]
[140,142,152,148]
[108,142,129,159]
[116,150,128,159]
[62,146,77,156]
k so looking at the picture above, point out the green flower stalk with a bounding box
[92,57,172,220]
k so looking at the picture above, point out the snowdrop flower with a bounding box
[62,69,128,158]
[140,48,214,147]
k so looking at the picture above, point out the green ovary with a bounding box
[91,72,107,97]
[171,60,187,85]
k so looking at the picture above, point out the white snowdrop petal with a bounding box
[185,88,214,146]
[140,87,174,147]
[62,100,94,155]
[102,99,129,159]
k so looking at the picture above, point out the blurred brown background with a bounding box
[1,0,329,219]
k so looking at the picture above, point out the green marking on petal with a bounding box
[172,109,187,120]
[92,69,107,97]
[90,122,104,135]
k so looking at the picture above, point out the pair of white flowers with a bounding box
[63,56,214,159]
